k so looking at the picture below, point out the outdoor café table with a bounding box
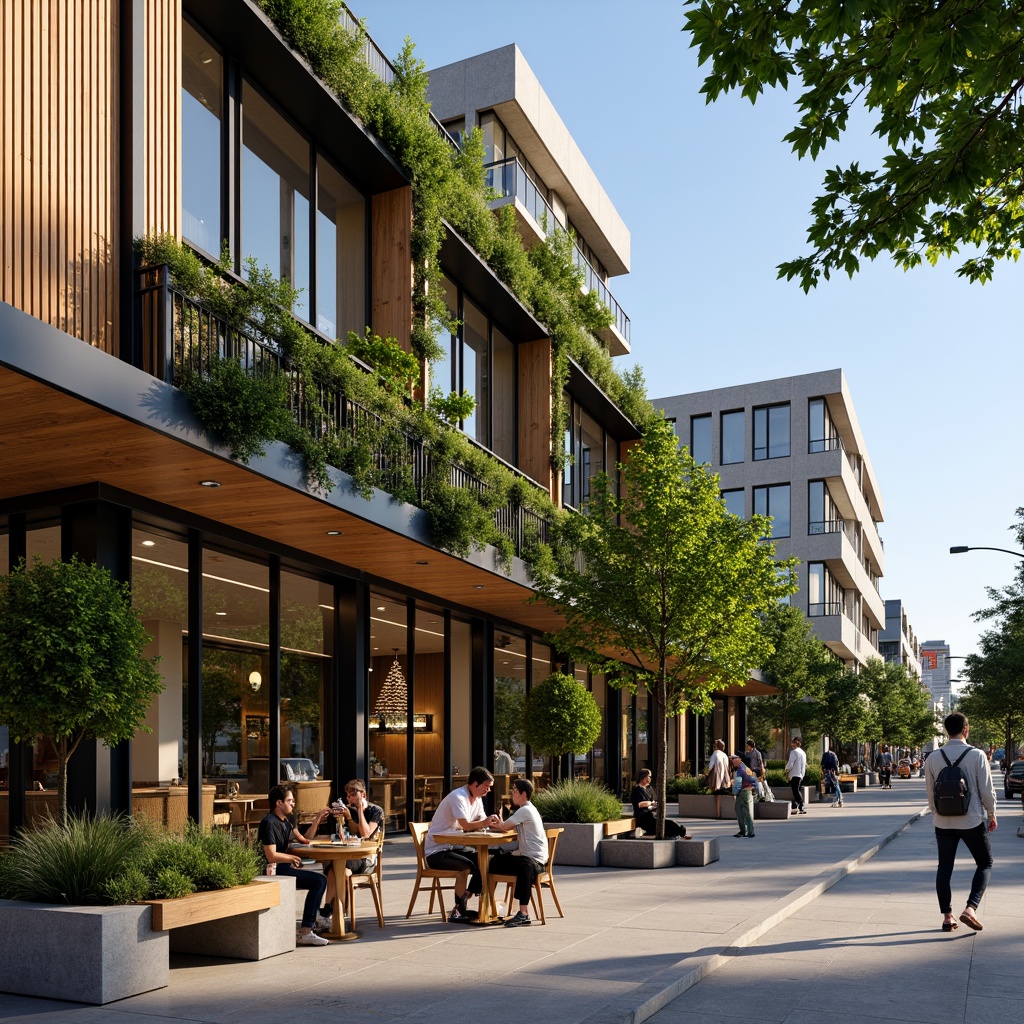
[432,830,516,924]
[293,839,380,940]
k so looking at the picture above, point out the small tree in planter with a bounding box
[0,556,164,826]
[523,672,602,782]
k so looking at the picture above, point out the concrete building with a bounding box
[654,369,886,669]
[879,599,922,678]
[920,640,953,715]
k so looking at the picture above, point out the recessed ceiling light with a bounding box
[215,611,227,616]
[376,605,386,611]
[141,540,155,548]
[474,585,485,589]
[326,530,342,536]
[373,646,379,650]
[415,560,429,565]
[199,480,221,488]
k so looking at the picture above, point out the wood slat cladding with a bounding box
[371,186,413,347]
[0,0,119,352]
[145,0,181,237]
[517,337,555,499]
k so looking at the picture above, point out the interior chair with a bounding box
[345,827,386,930]
[489,826,565,924]
[405,822,462,922]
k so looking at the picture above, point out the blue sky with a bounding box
[361,1,1023,669]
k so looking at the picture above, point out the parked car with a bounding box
[280,757,320,781]
[1003,759,1024,800]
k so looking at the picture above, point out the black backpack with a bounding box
[934,749,971,816]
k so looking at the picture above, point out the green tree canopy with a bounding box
[749,603,833,748]
[861,657,936,753]
[812,664,871,754]
[0,556,164,824]
[528,419,796,837]
[684,1,1024,290]
[522,673,601,760]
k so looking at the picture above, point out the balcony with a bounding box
[485,157,630,354]
[136,264,551,559]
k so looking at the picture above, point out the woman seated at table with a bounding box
[486,778,548,928]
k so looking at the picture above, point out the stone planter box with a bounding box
[544,821,606,866]
[0,877,296,1006]
[770,786,811,807]
[675,793,736,819]
[0,900,168,1005]
[600,836,720,869]
[754,799,791,819]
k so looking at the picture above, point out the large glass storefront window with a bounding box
[316,155,366,339]
[368,591,407,818]
[494,632,526,788]
[182,22,223,256]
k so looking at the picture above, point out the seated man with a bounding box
[258,784,330,946]
[631,769,686,838]
[487,777,548,927]
[424,766,501,922]
[314,779,384,929]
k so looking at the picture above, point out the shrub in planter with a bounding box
[1,814,260,906]
[532,778,622,824]
[666,775,706,796]
[766,767,821,787]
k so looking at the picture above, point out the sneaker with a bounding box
[798,809,807,814]
[448,906,466,923]
[297,930,329,946]
[733,832,746,838]
[504,911,531,928]
[315,914,332,932]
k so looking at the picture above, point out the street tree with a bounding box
[0,556,164,825]
[683,1,1024,290]
[812,665,871,757]
[522,672,601,780]
[528,419,796,837]
[861,658,936,755]
[749,603,832,750]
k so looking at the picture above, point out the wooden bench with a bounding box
[603,817,636,837]
[142,877,295,960]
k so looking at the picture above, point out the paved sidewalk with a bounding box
[0,777,1017,1024]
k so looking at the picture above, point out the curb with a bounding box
[620,806,930,1024]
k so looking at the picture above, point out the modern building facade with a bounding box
[878,599,922,678]
[920,640,953,715]
[654,369,886,669]
[0,3,750,837]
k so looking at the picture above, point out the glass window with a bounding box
[691,414,712,465]
[721,489,744,518]
[753,483,791,538]
[807,562,843,616]
[316,155,366,339]
[563,394,608,509]
[182,23,223,256]
[808,397,838,453]
[753,403,790,460]
[581,409,603,504]
[721,410,744,465]
[241,81,311,317]
[462,298,489,444]
[491,327,515,463]
[494,632,527,778]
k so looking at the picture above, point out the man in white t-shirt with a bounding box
[486,777,549,927]
[785,737,808,813]
[425,766,501,922]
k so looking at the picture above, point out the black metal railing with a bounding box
[136,264,551,558]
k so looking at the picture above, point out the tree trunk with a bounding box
[57,738,69,829]
[655,665,668,840]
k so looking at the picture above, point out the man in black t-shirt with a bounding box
[258,784,330,946]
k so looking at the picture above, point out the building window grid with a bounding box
[808,397,841,454]
[753,483,790,538]
[753,403,790,461]
[690,414,711,465]
[720,410,744,465]
[806,561,844,617]
[807,480,843,536]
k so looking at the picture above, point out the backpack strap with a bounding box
[951,751,970,768]
[939,750,951,768]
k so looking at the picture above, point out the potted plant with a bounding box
[522,672,602,784]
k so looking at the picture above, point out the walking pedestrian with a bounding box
[785,737,807,814]
[730,754,757,837]
[924,712,997,932]
[875,744,894,788]
[705,739,731,819]
[820,746,842,807]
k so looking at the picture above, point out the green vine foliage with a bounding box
[139,234,564,568]
[255,0,654,457]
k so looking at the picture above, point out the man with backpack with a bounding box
[924,712,997,933]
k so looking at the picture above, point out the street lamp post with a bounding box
[949,545,1024,559]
